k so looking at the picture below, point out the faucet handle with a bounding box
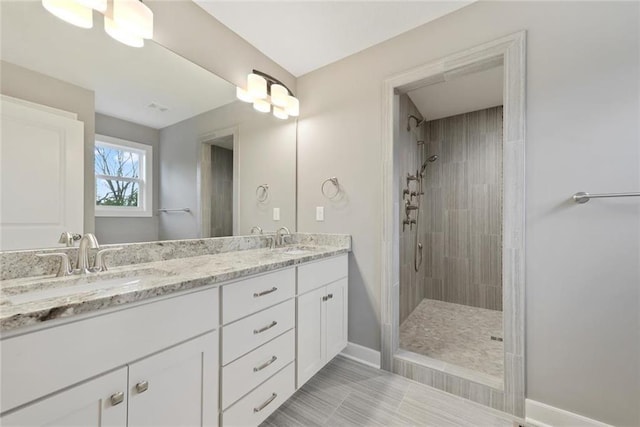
[93,247,123,272]
[36,253,72,277]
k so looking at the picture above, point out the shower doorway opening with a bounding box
[381,32,526,416]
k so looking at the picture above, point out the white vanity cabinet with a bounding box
[0,287,219,427]
[296,255,349,386]
[220,268,297,426]
[1,367,128,427]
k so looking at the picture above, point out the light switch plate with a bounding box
[316,206,324,221]
[273,207,280,221]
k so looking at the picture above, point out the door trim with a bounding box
[380,31,526,416]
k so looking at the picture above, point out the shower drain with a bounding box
[490,336,503,342]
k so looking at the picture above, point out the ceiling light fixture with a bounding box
[237,70,299,120]
[41,0,153,48]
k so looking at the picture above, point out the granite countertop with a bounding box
[0,244,348,332]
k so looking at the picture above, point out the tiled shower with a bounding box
[398,93,504,381]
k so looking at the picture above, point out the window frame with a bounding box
[94,134,153,218]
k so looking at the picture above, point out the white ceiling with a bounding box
[194,1,474,77]
[0,1,236,129]
[408,65,503,121]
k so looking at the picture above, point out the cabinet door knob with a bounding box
[322,296,328,302]
[327,293,334,299]
[110,391,124,406]
[135,381,149,394]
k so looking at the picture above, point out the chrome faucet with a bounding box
[250,226,263,235]
[275,227,292,247]
[76,233,99,274]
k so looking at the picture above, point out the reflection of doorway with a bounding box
[198,127,239,238]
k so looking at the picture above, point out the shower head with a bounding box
[407,115,426,131]
[420,155,438,174]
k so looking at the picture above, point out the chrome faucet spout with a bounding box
[275,227,292,247]
[76,233,99,273]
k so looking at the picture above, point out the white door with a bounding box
[127,331,218,427]
[296,286,326,387]
[1,367,127,427]
[325,278,349,361]
[0,95,84,250]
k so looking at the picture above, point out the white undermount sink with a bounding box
[6,269,171,305]
[273,246,316,256]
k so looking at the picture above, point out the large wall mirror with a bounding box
[0,1,296,251]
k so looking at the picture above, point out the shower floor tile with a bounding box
[399,298,503,381]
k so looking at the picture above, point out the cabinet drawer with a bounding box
[298,254,348,295]
[222,363,295,427]
[222,299,294,365]
[222,329,294,410]
[222,268,295,324]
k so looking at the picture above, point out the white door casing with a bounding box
[0,95,84,250]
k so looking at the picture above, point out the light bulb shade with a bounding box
[247,74,267,100]
[111,0,153,39]
[236,87,254,103]
[273,106,289,120]
[253,98,270,113]
[270,84,288,108]
[286,96,300,117]
[105,16,144,47]
[78,0,107,12]
[42,0,93,28]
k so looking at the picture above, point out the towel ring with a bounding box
[321,177,340,199]
[256,184,269,202]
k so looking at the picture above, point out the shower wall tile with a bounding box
[422,106,503,311]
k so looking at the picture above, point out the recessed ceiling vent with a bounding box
[147,102,169,112]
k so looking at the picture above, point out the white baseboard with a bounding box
[340,342,381,369]
[526,400,613,427]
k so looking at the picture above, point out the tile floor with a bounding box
[262,356,516,426]
[399,299,503,381]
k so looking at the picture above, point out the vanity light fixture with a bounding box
[236,70,300,119]
[42,0,153,48]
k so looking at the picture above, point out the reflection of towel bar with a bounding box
[158,208,191,213]
[572,192,640,204]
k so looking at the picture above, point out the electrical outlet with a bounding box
[273,207,280,221]
[316,206,324,221]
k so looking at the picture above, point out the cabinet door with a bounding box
[296,286,326,387]
[128,331,218,427]
[325,278,348,361]
[1,367,127,427]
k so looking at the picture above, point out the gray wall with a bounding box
[422,106,503,311]
[210,146,233,237]
[148,0,295,92]
[159,100,296,240]
[0,61,96,234]
[94,113,160,244]
[296,1,639,425]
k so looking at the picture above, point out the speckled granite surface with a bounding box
[0,233,351,281]
[0,234,350,332]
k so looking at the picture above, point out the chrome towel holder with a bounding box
[256,184,269,202]
[158,208,191,213]
[321,177,341,199]
[572,191,640,204]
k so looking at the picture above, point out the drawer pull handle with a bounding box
[254,287,278,297]
[110,391,124,406]
[253,393,278,413]
[253,355,278,372]
[135,381,149,394]
[254,321,278,334]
